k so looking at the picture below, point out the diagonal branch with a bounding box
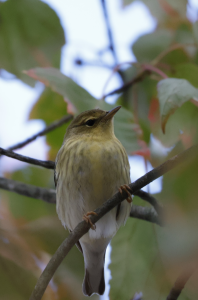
[0,147,55,169]
[7,115,73,151]
[29,144,198,300]
[103,69,150,98]
[166,266,196,300]
[103,61,168,99]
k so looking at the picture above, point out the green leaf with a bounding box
[175,24,194,45]
[193,21,198,44]
[9,166,55,221]
[122,0,187,23]
[0,0,65,85]
[157,78,198,133]
[172,63,198,88]
[29,88,70,160]
[0,255,37,300]
[150,101,198,157]
[110,219,170,300]
[26,67,140,154]
[160,48,189,66]
[121,0,165,21]
[132,30,173,63]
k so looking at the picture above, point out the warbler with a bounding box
[55,106,132,296]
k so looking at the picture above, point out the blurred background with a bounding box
[1,0,198,299]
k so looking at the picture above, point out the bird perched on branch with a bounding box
[55,106,132,296]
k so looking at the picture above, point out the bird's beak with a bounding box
[103,106,121,121]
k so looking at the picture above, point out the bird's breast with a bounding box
[65,137,130,210]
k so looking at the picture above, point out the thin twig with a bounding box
[29,144,198,300]
[143,63,168,79]
[0,177,56,204]
[166,266,196,300]
[101,0,118,65]
[134,190,163,216]
[103,70,150,98]
[8,115,73,151]
[0,147,55,169]
[103,61,168,99]
[100,0,127,84]
[101,61,134,99]
[130,205,162,226]
[75,58,113,69]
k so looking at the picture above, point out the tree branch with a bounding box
[130,205,162,226]
[134,190,163,216]
[103,69,150,98]
[29,144,198,300]
[0,147,55,169]
[7,115,73,151]
[75,58,113,69]
[0,177,56,204]
[0,177,161,225]
[101,0,118,65]
[103,61,168,99]
[166,266,196,300]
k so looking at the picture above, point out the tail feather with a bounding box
[83,267,105,296]
[81,241,107,296]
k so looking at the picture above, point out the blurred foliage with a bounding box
[29,88,70,160]
[0,0,65,86]
[1,0,198,299]
[27,67,140,154]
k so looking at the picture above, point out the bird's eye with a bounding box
[85,119,96,127]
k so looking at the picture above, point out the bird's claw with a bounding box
[83,211,97,230]
[119,184,132,203]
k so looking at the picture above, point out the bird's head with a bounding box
[64,106,121,141]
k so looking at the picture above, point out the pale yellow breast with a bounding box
[56,135,130,231]
[72,136,129,208]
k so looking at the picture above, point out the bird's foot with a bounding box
[119,184,133,203]
[83,211,97,230]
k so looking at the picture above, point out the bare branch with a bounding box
[8,115,73,151]
[29,144,198,300]
[101,0,118,65]
[166,266,196,300]
[103,62,168,99]
[0,177,161,225]
[75,58,113,69]
[0,147,55,169]
[130,205,162,226]
[103,70,150,98]
[0,177,56,204]
[134,190,163,216]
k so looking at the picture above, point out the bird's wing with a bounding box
[54,147,62,188]
[54,160,60,188]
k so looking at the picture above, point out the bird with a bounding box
[54,106,132,296]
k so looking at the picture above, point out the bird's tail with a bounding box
[81,241,107,296]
